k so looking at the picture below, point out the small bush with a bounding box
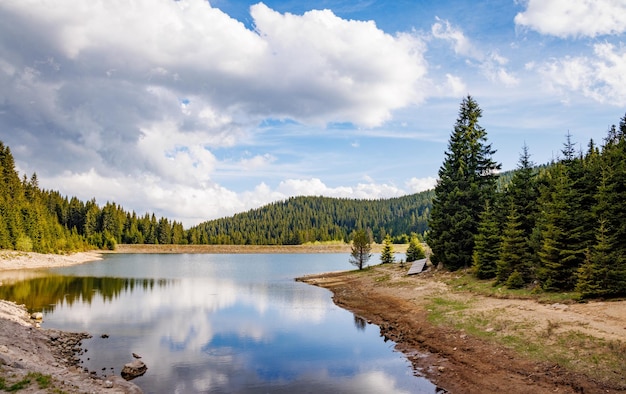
[506,270,525,289]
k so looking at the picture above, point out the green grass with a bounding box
[424,291,626,389]
[443,270,581,303]
[0,372,55,392]
[426,297,470,326]
[374,273,390,283]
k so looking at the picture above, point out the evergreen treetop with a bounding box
[428,95,501,270]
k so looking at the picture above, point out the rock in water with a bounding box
[132,352,142,359]
[121,360,147,380]
[31,312,43,320]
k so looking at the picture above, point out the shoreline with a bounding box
[298,264,626,394]
[0,250,141,393]
[0,250,103,272]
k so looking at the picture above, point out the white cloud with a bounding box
[0,0,436,223]
[515,0,626,38]
[238,154,277,170]
[431,17,479,58]
[539,43,626,105]
[482,54,520,87]
[431,19,518,87]
[405,177,437,193]
[249,3,428,126]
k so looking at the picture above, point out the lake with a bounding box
[0,253,439,393]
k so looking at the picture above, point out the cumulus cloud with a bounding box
[405,177,437,193]
[538,43,626,106]
[0,0,433,224]
[515,0,626,38]
[274,178,407,200]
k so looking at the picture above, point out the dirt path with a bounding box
[299,264,626,394]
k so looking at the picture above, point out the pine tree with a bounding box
[578,117,626,296]
[428,96,501,270]
[472,201,500,279]
[350,229,372,270]
[496,206,532,286]
[576,219,616,297]
[536,163,586,290]
[504,144,539,244]
[406,234,426,262]
[380,234,395,264]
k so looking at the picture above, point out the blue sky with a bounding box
[0,0,625,226]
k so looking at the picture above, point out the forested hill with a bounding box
[0,138,433,251]
[186,192,434,245]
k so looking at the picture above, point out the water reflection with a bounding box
[0,254,438,393]
[0,275,171,312]
[354,314,368,331]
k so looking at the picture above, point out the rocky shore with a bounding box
[0,251,142,393]
[0,300,142,393]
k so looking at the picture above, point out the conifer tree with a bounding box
[496,206,532,286]
[576,219,616,297]
[380,234,395,264]
[504,144,539,244]
[350,229,372,270]
[406,234,426,262]
[578,116,626,296]
[472,201,500,279]
[428,96,501,270]
[536,163,586,290]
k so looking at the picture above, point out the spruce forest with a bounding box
[428,96,626,298]
[0,140,431,251]
[1,95,625,298]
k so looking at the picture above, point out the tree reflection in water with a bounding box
[0,275,172,313]
[353,314,367,331]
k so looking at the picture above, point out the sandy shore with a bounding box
[0,250,103,272]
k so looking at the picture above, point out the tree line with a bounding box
[0,140,432,251]
[186,193,433,245]
[0,141,186,252]
[428,95,626,298]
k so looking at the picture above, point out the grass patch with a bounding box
[426,296,470,326]
[425,291,626,388]
[443,270,581,303]
[374,273,390,283]
[0,371,56,392]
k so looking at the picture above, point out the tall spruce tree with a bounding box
[428,96,501,270]
[496,206,533,286]
[504,144,539,243]
[578,116,626,296]
[472,201,500,279]
[536,163,586,290]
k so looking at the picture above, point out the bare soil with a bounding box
[299,264,626,394]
